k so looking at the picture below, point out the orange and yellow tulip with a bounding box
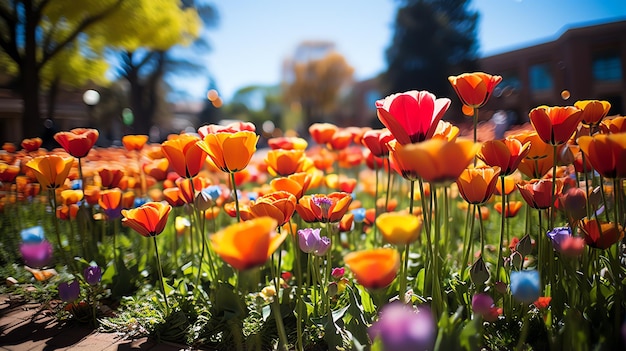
[456,166,501,205]
[161,134,207,178]
[243,191,297,226]
[60,189,83,205]
[581,219,624,250]
[53,128,99,158]
[0,162,20,183]
[528,105,582,145]
[21,138,42,152]
[389,138,480,184]
[495,175,517,196]
[600,116,626,134]
[577,132,626,179]
[270,172,312,200]
[296,192,352,223]
[265,149,306,177]
[98,168,124,189]
[448,72,502,109]
[344,248,400,289]
[494,201,523,218]
[25,155,73,189]
[309,123,338,144]
[56,204,79,220]
[197,131,258,173]
[479,138,531,176]
[376,90,451,145]
[163,187,185,207]
[376,212,423,245]
[122,202,172,237]
[510,131,555,179]
[99,188,123,219]
[122,135,149,151]
[211,216,287,271]
[574,100,611,126]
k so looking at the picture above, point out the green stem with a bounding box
[152,235,169,316]
[496,177,506,282]
[400,243,409,303]
[230,172,241,222]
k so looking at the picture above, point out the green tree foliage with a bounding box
[383,0,479,103]
[282,41,354,134]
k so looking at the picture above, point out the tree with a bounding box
[383,0,479,104]
[282,41,354,134]
[0,0,126,139]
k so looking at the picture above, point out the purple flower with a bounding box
[298,228,322,253]
[471,293,494,316]
[510,270,540,304]
[58,280,80,303]
[83,265,102,285]
[547,226,572,251]
[368,302,436,351]
[20,240,53,268]
[314,236,331,256]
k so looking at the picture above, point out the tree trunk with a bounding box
[20,0,43,139]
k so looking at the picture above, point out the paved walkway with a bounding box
[0,295,192,351]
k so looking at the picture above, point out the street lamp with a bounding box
[82,89,100,124]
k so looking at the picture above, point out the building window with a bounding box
[529,63,553,92]
[592,52,622,82]
[494,71,522,97]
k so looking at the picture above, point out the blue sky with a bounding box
[185,0,626,102]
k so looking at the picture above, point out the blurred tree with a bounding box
[282,41,354,134]
[0,0,123,139]
[383,0,479,106]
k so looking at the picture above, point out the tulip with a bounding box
[456,166,501,205]
[344,248,400,289]
[265,149,306,176]
[58,280,80,303]
[376,212,423,245]
[309,123,338,144]
[267,136,308,150]
[298,227,322,253]
[161,134,207,178]
[600,116,626,134]
[54,128,99,158]
[558,187,587,221]
[517,179,562,210]
[25,155,73,189]
[99,188,123,219]
[574,100,611,126]
[0,162,20,183]
[494,201,523,218]
[546,227,573,252]
[580,219,624,250]
[21,137,43,152]
[389,138,480,184]
[510,270,540,304]
[376,90,451,145]
[83,265,102,285]
[479,138,531,176]
[98,168,124,189]
[368,302,436,351]
[198,122,256,138]
[211,217,286,271]
[495,175,517,196]
[448,72,502,109]
[121,202,172,237]
[510,131,555,178]
[361,129,394,157]
[528,105,582,145]
[577,132,626,179]
[245,191,297,226]
[295,192,352,223]
[122,135,149,151]
[197,131,258,173]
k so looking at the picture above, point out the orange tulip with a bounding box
[60,189,83,205]
[0,162,20,183]
[25,155,73,189]
[2,142,16,153]
[456,166,501,205]
[56,204,79,220]
[389,138,480,184]
[517,179,562,210]
[495,175,517,196]
[99,168,124,189]
[448,72,502,109]
[574,100,611,126]
[265,149,306,176]
[296,192,352,223]
[309,146,336,171]
[494,200,523,218]
[328,128,353,150]
[83,185,100,206]
[161,134,207,178]
[361,128,394,158]
[211,216,286,271]
[600,116,626,134]
[344,248,400,289]
[143,158,169,181]
[376,212,423,245]
[528,105,582,145]
[479,138,531,176]
[122,202,172,237]
[163,187,185,207]
[197,121,256,138]
[577,133,626,179]
[197,131,258,173]
[21,137,42,152]
[99,188,123,219]
[510,131,554,179]
[309,123,338,144]
[376,90,451,144]
[270,172,312,200]
[581,219,624,250]
[122,135,149,151]
[54,128,99,158]
[243,191,297,226]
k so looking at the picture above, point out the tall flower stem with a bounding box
[431,185,443,317]
[230,172,241,222]
[385,158,393,215]
[550,145,558,229]
[152,235,170,316]
[373,158,380,245]
[461,204,476,279]
[476,205,486,258]
[77,157,85,196]
[472,108,479,165]
[271,249,289,351]
[496,177,507,281]
[289,223,304,351]
[399,243,410,303]
[49,189,71,270]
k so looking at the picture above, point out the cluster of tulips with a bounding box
[1,71,625,350]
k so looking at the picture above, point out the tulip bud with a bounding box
[470,256,489,286]
[58,280,80,302]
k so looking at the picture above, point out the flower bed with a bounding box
[1,72,625,350]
